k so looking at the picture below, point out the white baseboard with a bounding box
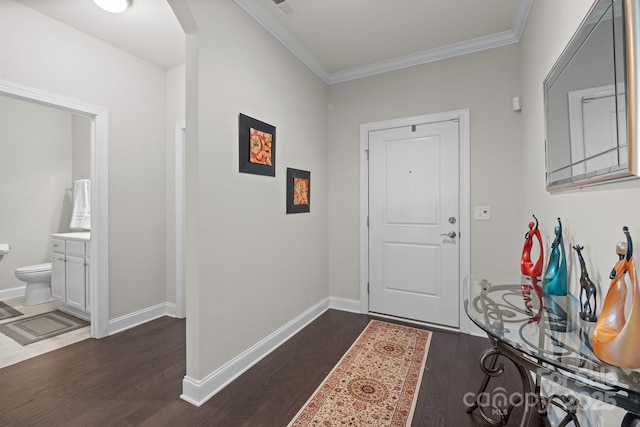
[180,297,331,407]
[164,302,178,318]
[108,302,176,335]
[329,296,361,313]
[0,286,26,301]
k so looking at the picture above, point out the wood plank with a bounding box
[0,310,546,426]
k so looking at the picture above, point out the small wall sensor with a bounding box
[512,96,522,112]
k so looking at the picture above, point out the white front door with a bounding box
[368,119,460,327]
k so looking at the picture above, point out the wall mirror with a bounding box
[544,0,638,191]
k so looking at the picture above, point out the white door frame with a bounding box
[359,109,471,332]
[175,121,186,319]
[0,79,109,338]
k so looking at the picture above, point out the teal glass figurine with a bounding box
[543,218,568,295]
[573,244,597,321]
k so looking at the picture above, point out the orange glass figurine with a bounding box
[592,227,640,368]
[521,215,544,277]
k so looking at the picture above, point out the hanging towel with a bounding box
[70,179,91,231]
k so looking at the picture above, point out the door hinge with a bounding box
[365,149,369,161]
[367,282,370,294]
[367,216,369,228]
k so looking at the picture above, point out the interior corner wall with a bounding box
[165,64,186,305]
[184,0,329,380]
[327,44,524,300]
[72,114,92,183]
[521,0,639,424]
[0,0,168,319]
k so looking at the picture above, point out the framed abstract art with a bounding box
[238,113,276,177]
[286,168,310,214]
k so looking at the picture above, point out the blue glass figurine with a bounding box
[573,244,597,321]
[543,218,568,295]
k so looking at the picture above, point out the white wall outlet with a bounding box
[474,206,491,220]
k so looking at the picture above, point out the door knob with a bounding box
[441,231,457,239]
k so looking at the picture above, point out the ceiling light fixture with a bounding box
[93,0,132,14]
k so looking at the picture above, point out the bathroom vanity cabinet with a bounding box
[51,232,91,321]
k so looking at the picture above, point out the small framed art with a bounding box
[286,168,310,214]
[239,113,276,176]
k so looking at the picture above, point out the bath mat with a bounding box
[287,320,432,427]
[0,310,88,346]
[0,301,23,321]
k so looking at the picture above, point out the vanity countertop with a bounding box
[52,232,91,241]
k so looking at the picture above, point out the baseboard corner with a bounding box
[0,286,26,302]
[108,302,175,335]
[329,296,361,313]
[180,297,330,407]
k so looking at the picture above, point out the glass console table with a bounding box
[464,274,640,427]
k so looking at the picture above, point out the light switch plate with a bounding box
[474,206,491,220]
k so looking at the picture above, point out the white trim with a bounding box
[0,286,26,301]
[164,302,178,318]
[359,109,471,332]
[178,297,477,408]
[180,298,331,407]
[368,311,461,334]
[58,304,91,322]
[233,0,331,83]
[175,121,186,319]
[233,0,532,84]
[329,296,360,313]
[329,31,518,85]
[512,0,534,41]
[0,79,109,339]
[108,303,174,335]
[457,111,473,335]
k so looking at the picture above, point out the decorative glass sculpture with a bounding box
[593,227,640,368]
[520,275,544,323]
[572,245,597,322]
[521,215,544,277]
[543,218,568,296]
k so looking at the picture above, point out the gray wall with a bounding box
[182,0,329,381]
[0,96,73,288]
[327,45,524,301]
[72,114,92,183]
[0,0,169,319]
[521,0,639,424]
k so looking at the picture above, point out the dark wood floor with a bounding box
[0,310,547,426]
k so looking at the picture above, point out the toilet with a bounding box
[15,263,53,306]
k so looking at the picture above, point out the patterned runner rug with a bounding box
[0,310,89,346]
[0,301,22,321]
[288,320,432,427]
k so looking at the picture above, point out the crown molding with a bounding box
[512,0,533,40]
[234,0,532,85]
[233,0,332,83]
[329,30,519,84]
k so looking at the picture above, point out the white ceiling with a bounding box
[15,0,186,69]
[15,0,532,84]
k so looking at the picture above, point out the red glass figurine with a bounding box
[521,215,544,277]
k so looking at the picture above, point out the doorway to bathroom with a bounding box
[0,80,109,344]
